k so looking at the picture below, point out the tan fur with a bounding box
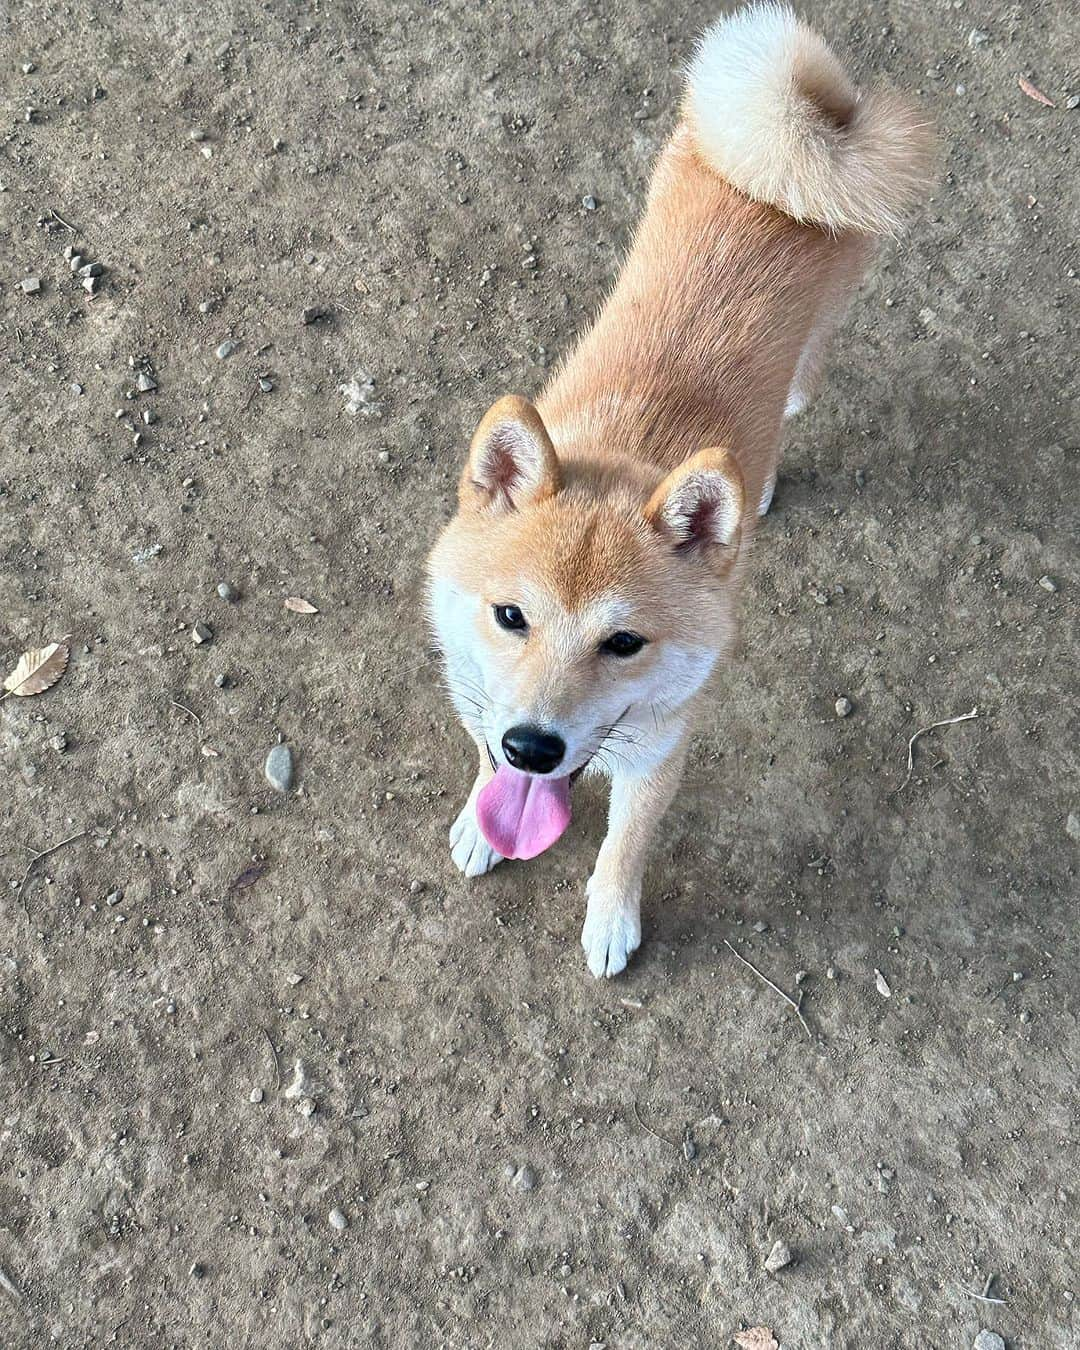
[427,3,931,977]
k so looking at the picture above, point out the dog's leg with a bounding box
[449,746,505,878]
[581,743,688,978]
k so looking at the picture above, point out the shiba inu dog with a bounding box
[427,3,931,977]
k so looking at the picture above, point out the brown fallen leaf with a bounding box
[734,1330,779,1350]
[1018,76,1055,108]
[284,596,319,614]
[231,861,269,891]
[2,641,70,698]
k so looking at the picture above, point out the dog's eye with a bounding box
[602,630,647,658]
[493,604,528,633]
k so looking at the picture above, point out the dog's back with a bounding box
[539,2,933,516]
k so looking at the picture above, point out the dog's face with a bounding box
[428,397,745,779]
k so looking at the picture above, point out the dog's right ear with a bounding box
[458,395,561,513]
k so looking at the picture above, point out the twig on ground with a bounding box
[49,208,78,233]
[262,1027,281,1089]
[723,939,813,1040]
[897,707,980,792]
[958,1273,1009,1306]
[170,699,202,727]
[16,830,90,912]
[0,1264,22,1303]
[632,1100,680,1149]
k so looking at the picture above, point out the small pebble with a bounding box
[328,1208,348,1231]
[582,194,597,210]
[49,731,68,753]
[1038,575,1058,592]
[512,1164,537,1192]
[136,370,157,392]
[967,28,990,48]
[835,696,853,717]
[301,305,328,325]
[79,261,104,277]
[1066,812,1080,842]
[249,1087,264,1104]
[258,376,274,392]
[214,673,231,689]
[973,1333,1005,1350]
[1067,94,1080,111]
[82,275,98,294]
[191,621,214,646]
[875,969,892,998]
[189,1262,206,1279]
[682,1136,697,1161]
[409,880,425,895]
[764,1240,794,1273]
[265,743,294,793]
[216,339,239,360]
[217,581,239,602]
[19,276,42,294]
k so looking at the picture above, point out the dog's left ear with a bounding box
[644,448,745,568]
[459,395,561,513]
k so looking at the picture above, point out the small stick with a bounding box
[959,1285,1009,1306]
[632,1100,680,1149]
[16,830,89,909]
[898,707,979,792]
[49,208,78,233]
[262,1027,281,1089]
[724,939,813,1040]
[170,699,202,727]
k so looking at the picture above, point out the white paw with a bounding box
[784,387,808,419]
[581,884,641,979]
[449,800,504,878]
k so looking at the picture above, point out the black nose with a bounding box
[501,725,566,775]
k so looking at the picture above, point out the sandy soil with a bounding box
[2,2,1078,1346]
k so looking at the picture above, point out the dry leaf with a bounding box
[734,1330,779,1350]
[284,596,319,614]
[231,861,269,891]
[1018,76,1055,107]
[3,641,70,697]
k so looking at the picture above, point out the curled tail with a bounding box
[685,3,932,235]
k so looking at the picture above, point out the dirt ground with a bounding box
[2,1,1077,1346]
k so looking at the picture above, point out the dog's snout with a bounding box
[501,724,566,775]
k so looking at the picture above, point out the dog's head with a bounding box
[428,395,746,782]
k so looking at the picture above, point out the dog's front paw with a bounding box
[581,881,642,979]
[450,801,504,878]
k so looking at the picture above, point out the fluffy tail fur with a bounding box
[685,3,932,235]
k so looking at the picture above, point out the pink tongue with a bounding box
[476,765,572,860]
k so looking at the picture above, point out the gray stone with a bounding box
[19,276,42,294]
[328,1207,348,1230]
[136,370,157,392]
[512,1163,537,1192]
[217,581,239,602]
[81,275,99,294]
[1038,574,1058,592]
[249,1087,264,1103]
[79,261,104,277]
[973,1333,1005,1350]
[1066,812,1080,842]
[265,743,294,792]
[582,194,597,210]
[215,339,239,360]
[191,621,214,645]
[835,696,853,717]
[764,1239,794,1273]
